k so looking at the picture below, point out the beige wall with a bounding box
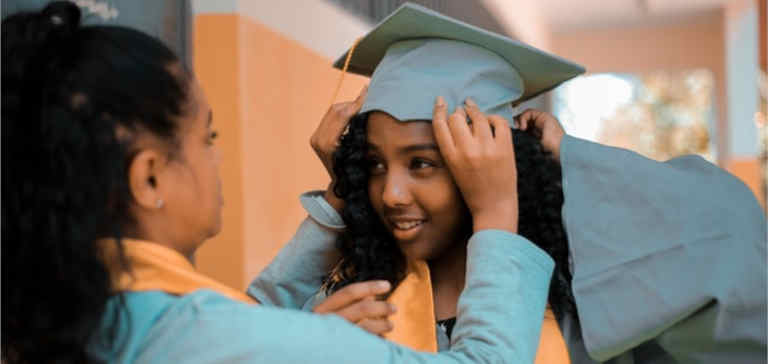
[481,0,551,50]
[193,13,367,289]
[551,14,725,72]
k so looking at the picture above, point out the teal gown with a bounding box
[254,134,767,364]
[556,135,766,363]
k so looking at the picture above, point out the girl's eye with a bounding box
[410,158,434,170]
[368,158,385,175]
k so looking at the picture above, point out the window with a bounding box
[552,70,715,162]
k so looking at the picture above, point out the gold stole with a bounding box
[384,260,571,364]
[383,260,438,351]
[101,239,256,304]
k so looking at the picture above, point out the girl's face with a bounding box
[366,111,471,261]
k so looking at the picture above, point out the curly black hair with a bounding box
[327,112,576,319]
[2,2,189,363]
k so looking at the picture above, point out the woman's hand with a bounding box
[431,97,519,233]
[514,109,566,160]
[310,86,368,211]
[313,280,396,336]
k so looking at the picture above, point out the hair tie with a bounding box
[42,1,82,36]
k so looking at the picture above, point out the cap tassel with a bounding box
[330,37,362,105]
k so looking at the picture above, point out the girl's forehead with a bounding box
[367,113,435,144]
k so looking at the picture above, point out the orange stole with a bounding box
[383,260,438,352]
[101,239,256,304]
[385,260,570,364]
[536,310,571,364]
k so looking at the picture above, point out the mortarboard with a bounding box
[332,3,585,124]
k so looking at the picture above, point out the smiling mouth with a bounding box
[392,220,425,230]
[387,216,428,238]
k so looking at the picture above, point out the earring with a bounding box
[156,199,164,208]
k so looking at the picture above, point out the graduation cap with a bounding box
[332,3,585,124]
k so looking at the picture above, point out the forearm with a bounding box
[247,218,339,307]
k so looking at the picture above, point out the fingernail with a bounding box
[389,303,397,313]
[436,96,445,107]
[465,97,477,107]
[377,281,391,291]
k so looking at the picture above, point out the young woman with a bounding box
[325,108,573,361]
[323,97,766,364]
[314,4,766,363]
[310,5,579,362]
[2,2,555,363]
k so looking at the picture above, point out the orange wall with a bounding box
[193,13,367,289]
[194,14,245,290]
[238,16,368,282]
[725,157,766,209]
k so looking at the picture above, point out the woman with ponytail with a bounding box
[2,2,556,363]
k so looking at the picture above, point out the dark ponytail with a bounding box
[2,2,190,363]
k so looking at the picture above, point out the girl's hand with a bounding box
[514,109,566,160]
[431,96,519,233]
[310,86,367,210]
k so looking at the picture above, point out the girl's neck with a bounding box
[429,240,468,321]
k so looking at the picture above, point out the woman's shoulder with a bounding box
[92,290,262,362]
[135,290,441,364]
[97,289,354,363]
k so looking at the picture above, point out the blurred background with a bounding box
[4,0,766,290]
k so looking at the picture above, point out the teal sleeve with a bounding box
[246,216,339,308]
[132,231,554,363]
[246,191,342,308]
[298,190,346,230]
[560,134,767,362]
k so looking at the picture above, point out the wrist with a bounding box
[549,130,565,160]
[472,209,518,234]
[323,182,345,212]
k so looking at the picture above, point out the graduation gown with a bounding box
[558,134,766,363]
[272,132,767,364]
